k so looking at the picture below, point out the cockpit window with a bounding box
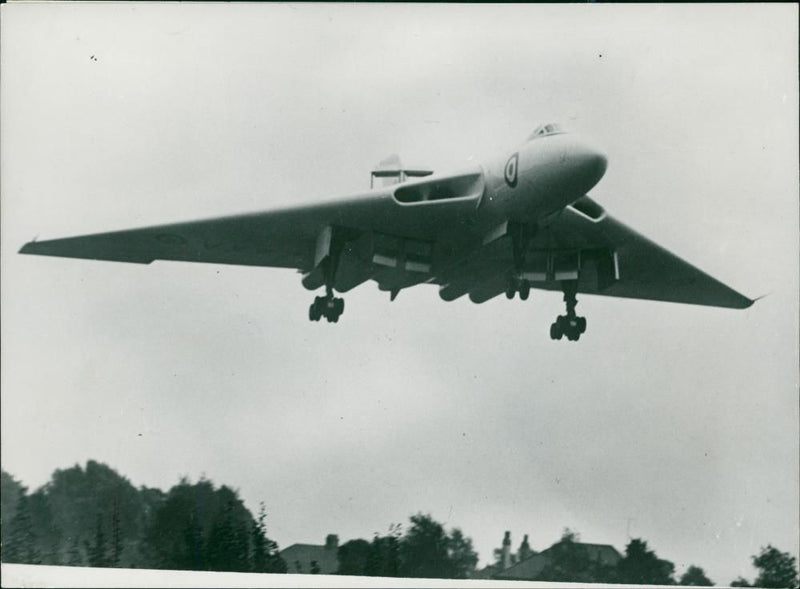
[528,123,565,141]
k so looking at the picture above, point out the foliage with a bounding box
[398,514,450,578]
[251,503,286,573]
[205,490,250,571]
[366,525,402,577]
[0,462,284,575]
[143,478,251,571]
[67,535,84,566]
[26,460,153,566]
[615,538,676,585]
[398,513,478,579]
[337,539,372,575]
[680,564,714,586]
[561,527,580,543]
[86,514,109,567]
[752,545,799,589]
[730,576,752,586]
[3,493,41,564]
[1,470,26,552]
[446,528,479,579]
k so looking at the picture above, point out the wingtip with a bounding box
[737,292,768,309]
[749,292,771,307]
[19,241,36,254]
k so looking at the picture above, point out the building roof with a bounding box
[280,542,338,575]
[494,541,622,581]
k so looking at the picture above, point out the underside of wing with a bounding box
[19,168,485,275]
[437,196,753,309]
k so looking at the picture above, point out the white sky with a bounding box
[2,3,798,585]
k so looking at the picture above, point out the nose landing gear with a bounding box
[550,280,586,341]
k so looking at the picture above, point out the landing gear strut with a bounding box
[506,222,534,301]
[550,280,587,341]
[308,228,345,323]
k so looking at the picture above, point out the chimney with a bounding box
[519,534,532,562]
[325,534,339,551]
[502,531,512,570]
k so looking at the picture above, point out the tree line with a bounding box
[490,528,797,587]
[2,462,797,587]
[1,463,284,573]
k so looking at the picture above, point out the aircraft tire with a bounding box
[550,322,562,340]
[577,316,587,333]
[309,301,321,322]
[519,281,530,300]
[564,323,577,341]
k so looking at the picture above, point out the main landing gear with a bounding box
[550,280,587,341]
[308,228,346,324]
[309,291,344,323]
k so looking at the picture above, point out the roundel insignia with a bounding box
[504,152,519,188]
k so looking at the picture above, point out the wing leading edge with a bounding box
[20,188,752,310]
[436,196,753,310]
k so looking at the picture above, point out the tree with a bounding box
[397,513,479,579]
[366,526,401,577]
[142,477,214,570]
[616,538,676,585]
[680,565,714,586]
[730,577,751,587]
[752,545,799,589]
[67,536,84,566]
[110,501,123,567]
[398,514,451,578]
[86,514,109,567]
[446,528,479,579]
[1,471,26,554]
[337,539,371,575]
[38,461,148,567]
[142,478,258,572]
[3,492,41,564]
[251,503,285,573]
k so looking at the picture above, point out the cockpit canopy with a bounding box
[527,123,565,141]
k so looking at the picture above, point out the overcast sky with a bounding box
[2,3,798,585]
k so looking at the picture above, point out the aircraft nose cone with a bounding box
[571,140,607,188]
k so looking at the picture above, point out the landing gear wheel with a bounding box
[577,316,587,334]
[505,277,517,300]
[309,297,323,322]
[310,295,344,323]
[550,321,563,340]
[518,281,530,301]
